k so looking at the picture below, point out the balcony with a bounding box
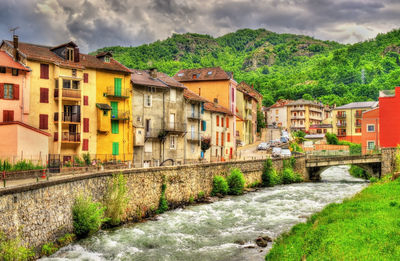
[105,86,130,99]
[291,115,305,120]
[54,112,80,124]
[291,107,305,111]
[336,122,347,128]
[246,102,252,110]
[54,88,81,101]
[111,111,130,121]
[355,121,362,127]
[55,132,81,143]
[187,132,201,142]
[309,107,322,113]
[165,122,186,133]
[337,132,346,137]
[187,113,201,120]
[355,112,363,118]
[336,113,346,119]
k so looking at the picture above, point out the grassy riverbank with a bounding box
[266,175,400,260]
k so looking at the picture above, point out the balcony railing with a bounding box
[336,122,347,128]
[105,87,129,98]
[55,132,81,143]
[165,122,186,133]
[54,88,81,100]
[291,115,305,120]
[336,113,346,119]
[187,113,201,120]
[355,112,363,118]
[187,132,201,142]
[337,132,346,137]
[291,107,305,111]
[111,111,130,120]
[54,112,80,123]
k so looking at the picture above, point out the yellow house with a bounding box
[81,51,133,161]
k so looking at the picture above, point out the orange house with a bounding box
[361,107,379,154]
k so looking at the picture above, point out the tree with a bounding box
[257,109,266,132]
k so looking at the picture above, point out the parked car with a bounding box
[270,139,281,147]
[257,142,270,150]
[281,149,292,158]
[272,147,282,157]
[280,136,289,144]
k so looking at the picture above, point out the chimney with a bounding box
[213,98,218,104]
[149,68,157,78]
[13,35,19,61]
[198,87,201,96]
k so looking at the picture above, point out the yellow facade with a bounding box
[26,61,98,157]
[95,70,133,161]
[183,80,232,110]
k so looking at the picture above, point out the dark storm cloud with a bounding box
[0,0,399,53]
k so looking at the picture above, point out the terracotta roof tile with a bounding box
[0,50,30,71]
[174,67,232,82]
[131,69,185,89]
[184,89,208,102]
[204,102,233,116]
[79,54,131,73]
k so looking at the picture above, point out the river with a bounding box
[43,165,367,261]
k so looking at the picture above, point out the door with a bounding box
[114,78,122,96]
[169,113,175,129]
[111,102,118,119]
[191,104,195,117]
[191,125,195,139]
[145,119,151,136]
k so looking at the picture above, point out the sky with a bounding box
[0,0,399,53]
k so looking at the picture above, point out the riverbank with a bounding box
[266,175,400,260]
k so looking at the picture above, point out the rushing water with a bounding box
[43,166,367,261]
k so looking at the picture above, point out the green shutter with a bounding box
[112,142,119,155]
[111,120,119,134]
[111,101,118,118]
[114,78,122,97]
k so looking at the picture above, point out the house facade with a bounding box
[332,101,378,143]
[361,107,379,153]
[286,99,324,132]
[265,99,292,128]
[131,69,186,167]
[379,87,400,148]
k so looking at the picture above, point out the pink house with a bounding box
[0,47,49,161]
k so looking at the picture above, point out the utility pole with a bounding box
[9,26,19,37]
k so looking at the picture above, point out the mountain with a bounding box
[93,28,400,106]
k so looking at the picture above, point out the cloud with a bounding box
[0,0,399,53]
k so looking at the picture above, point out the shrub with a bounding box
[211,175,229,196]
[57,233,75,246]
[262,159,274,187]
[82,153,91,166]
[325,132,339,145]
[0,232,35,260]
[282,168,296,184]
[395,145,400,172]
[349,165,370,179]
[197,191,205,199]
[156,182,168,214]
[41,242,58,256]
[293,172,304,183]
[73,156,84,166]
[104,174,128,226]
[370,177,379,183]
[227,168,246,195]
[189,196,194,204]
[248,181,261,188]
[72,195,107,238]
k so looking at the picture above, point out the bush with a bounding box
[72,195,107,238]
[41,242,58,256]
[227,168,246,195]
[104,174,128,226]
[0,232,35,260]
[57,233,75,246]
[282,168,296,184]
[156,183,168,214]
[211,175,229,196]
[349,165,370,179]
[370,177,378,183]
[262,159,275,187]
[197,191,205,199]
[82,153,91,166]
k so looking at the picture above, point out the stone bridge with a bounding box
[305,154,382,180]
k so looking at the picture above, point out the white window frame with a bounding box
[170,88,176,103]
[144,141,152,153]
[144,94,152,107]
[367,124,375,132]
[367,141,375,150]
[170,135,177,150]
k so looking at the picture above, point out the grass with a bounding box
[266,176,400,260]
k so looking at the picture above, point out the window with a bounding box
[3,84,13,99]
[367,141,375,150]
[275,109,278,115]
[72,81,79,89]
[3,110,14,122]
[0,67,5,73]
[112,142,119,155]
[170,135,176,149]
[66,48,74,61]
[83,118,89,133]
[104,56,110,63]
[145,94,152,107]
[144,141,152,153]
[201,103,204,114]
[40,88,49,103]
[63,79,71,89]
[226,117,229,128]
[111,102,118,118]
[227,133,231,142]
[170,88,176,102]
[111,120,119,134]
[145,119,151,135]
[83,139,89,151]
[12,69,18,76]
[216,115,219,127]
[84,96,89,106]
[40,64,49,79]
[201,120,206,131]
[355,128,362,133]
[216,131,219,146]
[39,114,48,129]
[231,88,235,102]
[192,74,197,79]
[103,110,108,116]
[72,69,77,77]
[221,133,224,146]
[191,104,195,117]
[83,73,89,83]
[221,117,224,127]
[367,124,375,132]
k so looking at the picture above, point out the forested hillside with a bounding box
[94,28,400,106]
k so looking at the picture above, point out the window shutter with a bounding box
[201,103,204,114]
[84,118,89,133]
[13,85,19,100]
[221,117,224,127]
[84,73,88,83]
[39,114,48,129]
[112,142,119,155]
[40,64,49,79]
[3,110,14,122]
[74,47,80,62]
[54,132,58,141]
[203,120,206,131]
[40,88,49,103]
[226,117,229,127]
[83,139,89,151]
[114,78,122,96]
[0,83,3,98]
[84,96,89,106]
[216,116,219,126]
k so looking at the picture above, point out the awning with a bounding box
[96,103,112,110]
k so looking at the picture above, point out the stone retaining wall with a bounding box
[381,148,397,175]
[0,156,306,249]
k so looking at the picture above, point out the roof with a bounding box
[204,102,233,116]
[174,67,232,82]
[96,51,112,58]
[184,89,208,102]
[131,69,185,89]
[0,50,30,71]
[96,103,112,110]
[334,101,378,110]
[0,121,51,136]
[268,99,293,109]
[287,99,323,107]
[309,124,333,129]
[3,40,131,73]
[236,81,262,102]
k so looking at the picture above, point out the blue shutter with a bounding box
[201,103,204,114]
[202,120,206,131]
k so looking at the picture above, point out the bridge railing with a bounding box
[305,146,381,158]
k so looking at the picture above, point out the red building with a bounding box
[361,107,379,153]
[379,87,400,148]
